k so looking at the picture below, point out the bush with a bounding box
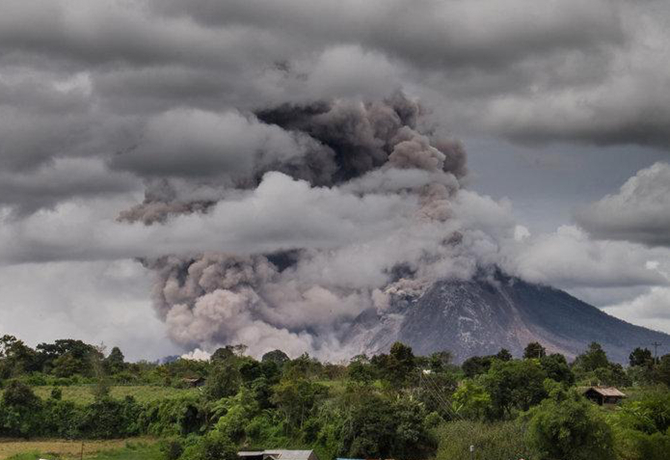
[180,431,237,460]
[0,380,42,437]
[159,438,184,460]
[525,389,614,460]
[78,396,142,438]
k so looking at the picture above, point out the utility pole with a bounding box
[652,342,662,363]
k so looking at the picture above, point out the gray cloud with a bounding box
[1,0,670,357]
[576,162,670,247]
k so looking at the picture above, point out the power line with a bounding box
[419,370,463,421]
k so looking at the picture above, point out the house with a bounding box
[583,386,626,405]
[239,450,320,460]
[182,377,206,387]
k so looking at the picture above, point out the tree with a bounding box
[428,351,453,371]
[0,380,42,437]
[91,344,110,400]
[630,347,654,368]
[203,363,241,401]
[338,393,435,460]
[495,348,513,362]
[523,342,547,359]
[211,347,234,363]
[387,342,416,387]
[348,359,374,384]
[452,379,492,420]
[0,335,37,377]
[272,378,327,431]
[37,339,98,376]
[526,389,614,460]
[540,353,574,385]
[461,356,492,378]
[484,359,547,418]
[261,349,289,366]
[574,342,609,372]
[653,354,670,386]
[105,346,126,374]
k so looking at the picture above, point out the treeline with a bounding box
[1,335,670,460]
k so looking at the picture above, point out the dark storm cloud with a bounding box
[2,0,670,357]
[0,158,139,216]
[152,0,624,70]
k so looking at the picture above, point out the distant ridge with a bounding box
[347,273,669,363]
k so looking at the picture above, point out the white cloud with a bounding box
[576,162,670,246]
[0,260,180,361]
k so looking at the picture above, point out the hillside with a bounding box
[348,273,669,363]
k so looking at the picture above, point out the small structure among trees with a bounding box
[182,376,206,387]
[238,450,320,460]
[583,386,626,405]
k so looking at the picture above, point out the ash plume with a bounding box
[121,93,507,359]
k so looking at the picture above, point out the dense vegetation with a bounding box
[1,334,670,460]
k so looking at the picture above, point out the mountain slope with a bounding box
[347,275,669,363]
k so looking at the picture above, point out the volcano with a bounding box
[347,273,669,364]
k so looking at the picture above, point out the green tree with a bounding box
[91,345,110,400]
[653,354,670,386]
[0,335,37,377]
[574,342,610,372]
[204,363,241,401]
[105,346,126,374]
[0,380,42,437]
[427,351,453,371]
[452,379,492,420]
[523,342,547,359]
[540,353,575,385]
[386,342,416,387]
[495,348,513,361]
[526,389,614,460]
[261,349,290,366]
[338,393,434,460]
[461,355,492,378]
[348,358,374,384]
[484,359,547,418]
[272,378,327,431]
[629,347,653,368]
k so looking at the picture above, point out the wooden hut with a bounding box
[583,386,626,405]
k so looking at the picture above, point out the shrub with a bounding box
[525,389,614,460]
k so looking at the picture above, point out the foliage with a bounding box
[629,347,653,368]
[483,359,548,419]
[461,355,492,378]
[338,392,435,460]
[2,334,670,460]
[261,349,290,366]
[525,389,614,460]
[574,341,610,372]
[523,342,547,359]
[180,431,237,460]
[203,363,241,401]
[539,353,574,384]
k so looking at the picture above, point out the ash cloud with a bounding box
[119,94,496,359]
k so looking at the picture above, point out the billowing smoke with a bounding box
[120,93,509,359]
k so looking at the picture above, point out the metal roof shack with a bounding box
[239,450,320,460]
[583,386,627,405]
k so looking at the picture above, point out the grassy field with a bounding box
[7,386,199,405]
[0,439,160,460]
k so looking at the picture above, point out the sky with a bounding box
[0,0,669,361]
